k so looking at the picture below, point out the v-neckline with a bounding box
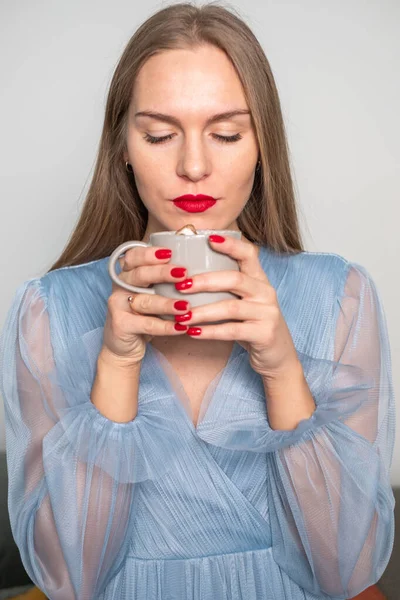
[145,341,246,432]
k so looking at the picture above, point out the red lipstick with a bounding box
[172,194,217,213]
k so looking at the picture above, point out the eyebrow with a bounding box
[134,109,251,127]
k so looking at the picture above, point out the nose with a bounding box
[176,136,211,182]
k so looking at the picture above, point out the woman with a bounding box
[0,3,395,599]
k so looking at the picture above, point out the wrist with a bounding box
[92,349,141,423]
[262,360,316,431]
[98,347,143,374]
[261,358,304,388]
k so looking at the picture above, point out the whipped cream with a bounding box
[175,224,198,236]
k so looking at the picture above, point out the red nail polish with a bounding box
[187,327,202,336]
[171,267,186,277]
[171,267,187,278]
[209,235,225,243]
[155,248,172,259]
[174,300,189,311]
[174,323,188,331]
[174,311,192,322]
[175,278,193,291]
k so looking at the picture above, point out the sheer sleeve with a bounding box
[0,278,186,599]
[198,263,396,597]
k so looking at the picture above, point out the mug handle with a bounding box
[108,241,157,294]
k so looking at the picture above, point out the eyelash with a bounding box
[143,133,243,144]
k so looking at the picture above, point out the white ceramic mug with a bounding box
[108,229,242,323]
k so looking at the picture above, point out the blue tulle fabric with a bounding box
[0,245,395,600]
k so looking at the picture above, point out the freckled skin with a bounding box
[123,44,259,240]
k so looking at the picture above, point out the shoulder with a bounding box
[38,256,112,304]
[10,257,112,337]
[258,245,352,298]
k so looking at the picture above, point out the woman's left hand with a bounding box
[175,234,301,380]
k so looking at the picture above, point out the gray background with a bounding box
[0,0,399,484]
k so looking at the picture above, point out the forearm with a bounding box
[263,360,316,431]
[91,348,141,423]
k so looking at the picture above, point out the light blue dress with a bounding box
[0,245,395,600]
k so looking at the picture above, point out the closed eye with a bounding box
[143,133,243,144]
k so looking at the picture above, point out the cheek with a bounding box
[226,140,258,179]
[128,143,161,186]
[130,143,174,183]
[130,156,169,207]
[225,160,256,192]
[127,130,156,168]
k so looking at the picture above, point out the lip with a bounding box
[172,194,217,202]
[172,194,217,213]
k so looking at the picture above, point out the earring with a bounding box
[256,160,261,170]
[125,161,134,173]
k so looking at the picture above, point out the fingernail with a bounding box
[175,278,193,291]
[209,235,225,243]
[174,323,188,331]
[174,311,192,322]
[187,327,202,336]
[155,248,172,259]
[174,300,189,311]
[170,267,187,278]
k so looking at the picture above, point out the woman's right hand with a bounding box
[101,245,191,366]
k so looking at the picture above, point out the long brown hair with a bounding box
[48,2,304,273]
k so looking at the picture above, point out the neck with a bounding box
[150,334,234,358]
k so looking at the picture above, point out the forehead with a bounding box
[132,45,248,113]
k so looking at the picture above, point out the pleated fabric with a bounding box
[0,245,395,600]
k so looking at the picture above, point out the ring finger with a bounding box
[129,292,191,317]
